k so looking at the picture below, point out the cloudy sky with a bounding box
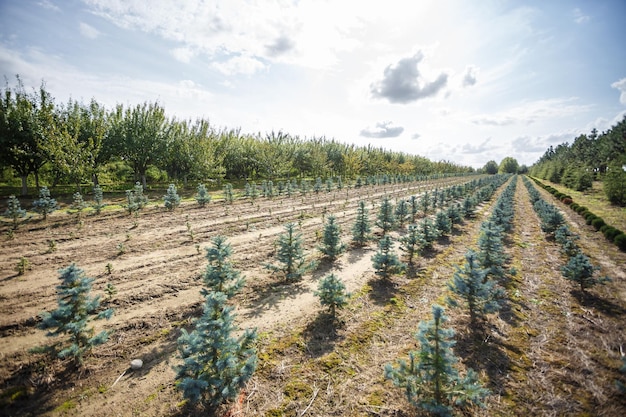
[1,0,625,168]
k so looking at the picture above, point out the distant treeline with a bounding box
[529,116,626,205]
[0,76,474,196]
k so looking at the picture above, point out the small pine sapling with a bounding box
[105,282,117,300]
[38,264,114,365]
[420,191,430,215]
[32,186,58,220]
[196,183,211,206]
[70,192,87,219]
[201,236,245,298]
[314,177,323,193]
[223,183,234,204]
[314,273,349,319]
[372,235,406,279]
[325,178,334,192]
[319,215,347,261]
[435,210,452,236]
[384,305,489,416]
[176,291,257,409]
[561,252,611,294]
[447,204,462,225]
[476,221,506,279]
[395,199,409,229]
[16,257,30,275]
[351,201,372,247]
[462,197,476,218]
[447,250,504,327]
[409,195,419,223]
[399,224,422,266]
[125,182,148,214]
[417,218,440,251]
[266,223,316,282]
[164,184,181,211]
[376,197,396,236]
[4,195,27,229]
[92,185,106,214]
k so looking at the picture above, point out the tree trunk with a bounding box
[141,173,147,189]
[35,171,40,189]
[21,176,28,196]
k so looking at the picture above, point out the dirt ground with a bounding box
[1,175,624,417]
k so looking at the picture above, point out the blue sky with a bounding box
[1,0,625,168]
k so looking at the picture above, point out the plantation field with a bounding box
[1,175,625,416]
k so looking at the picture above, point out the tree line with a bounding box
[0,76,474,196]
[529,116,626,205]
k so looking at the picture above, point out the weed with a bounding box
[16,257,30,276]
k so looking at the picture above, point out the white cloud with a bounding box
[211,55,267,76]
[462,65,478,87]
[370,51,448,104]
[471,98,592,126]
[360,121,404,138]
[462,138,492,154]
[79,22,101,39]
[572,8,590,24]
[171,47,194,63]
[611,78,626,105]
[38,0,60,11]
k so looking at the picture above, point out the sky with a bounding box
[1,0,625,169]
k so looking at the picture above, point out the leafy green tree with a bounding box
[163,184,181,211]
[483,160,498,174]
[499,157,519,174]
[319,215,346,261]
[92,185,106,214]
[314,274,349,319]
[108,102,168,188]
[0,77,53,195]
[4,195,27,229]
[175,291,257,408]
[372,236,405,279]
[447,250,504,326]
[561,252,611,293]
[32,186,58,220]
[38,264,114,365]
[603,161,626,206]
[195,183,211,206]
[384,304,489,416]
[266,223,316,282]
[351,201,372,247]
[376,197,396,236]
[201,236,245,299]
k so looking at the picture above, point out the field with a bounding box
[1,175,625,417]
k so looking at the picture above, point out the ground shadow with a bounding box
[301,312,344,358]
[454,321,518,396]
[311,258,340,280]
[366,275,400,306]
[573,290,626,317]
[240,280,309,320]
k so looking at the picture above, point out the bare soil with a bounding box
[0,176,624,417]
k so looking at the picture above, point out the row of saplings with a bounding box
[523,177,611,294]
[523,177,626,397]
[2,171,457,231]
[27,174,511,416]
[528,177,626,252]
